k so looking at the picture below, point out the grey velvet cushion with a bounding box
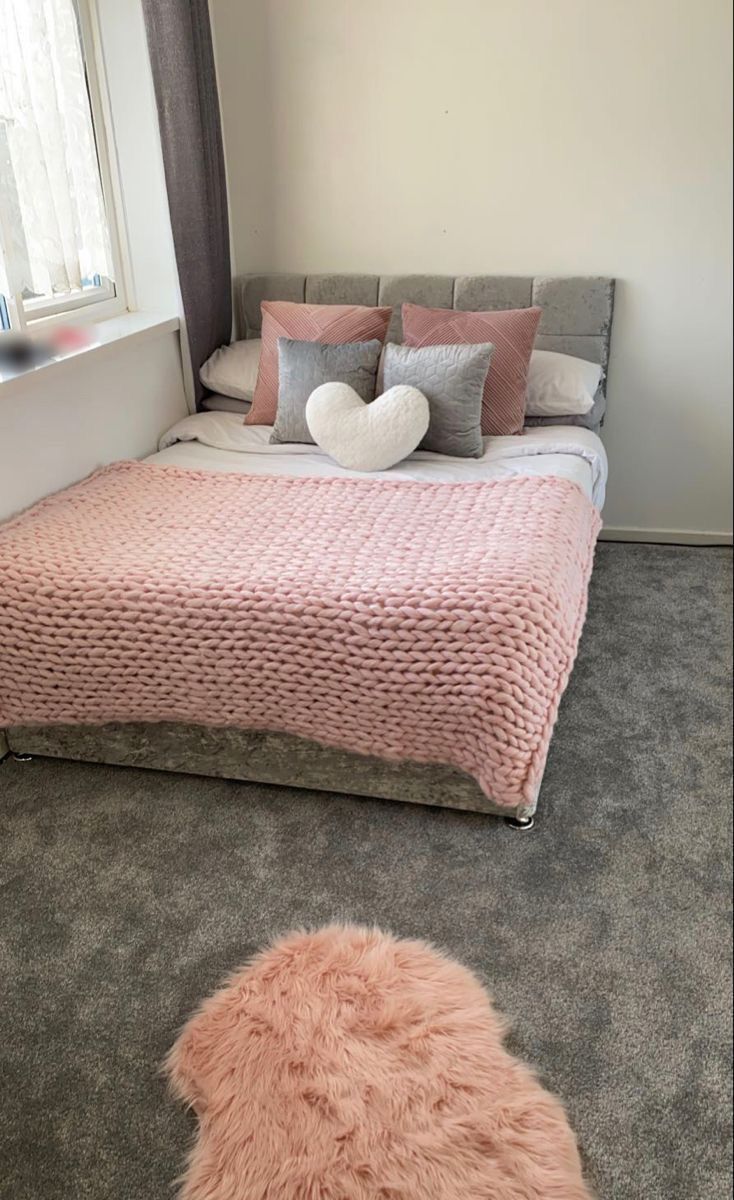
[382,342,493,458]
[271,337,382,445]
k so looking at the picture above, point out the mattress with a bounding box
[149,410,608,510]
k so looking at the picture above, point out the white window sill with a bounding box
[0,311,180,398]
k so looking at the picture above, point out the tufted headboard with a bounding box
[233,273,615,427]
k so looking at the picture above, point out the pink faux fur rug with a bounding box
[166,926,592,1199]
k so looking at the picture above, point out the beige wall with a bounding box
[211,0,733,539]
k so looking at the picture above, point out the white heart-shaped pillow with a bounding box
[306,382,430,472]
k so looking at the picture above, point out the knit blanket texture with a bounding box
[0,462,600,807]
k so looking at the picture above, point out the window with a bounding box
[0,0,126,331]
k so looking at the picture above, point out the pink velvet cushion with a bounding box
[402,302,542,435]
[247,301,392,426]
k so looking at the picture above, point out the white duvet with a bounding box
[150,410,608,510]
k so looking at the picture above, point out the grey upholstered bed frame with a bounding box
[235,272,615,430]
[4,273,615,824]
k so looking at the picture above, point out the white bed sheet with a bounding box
[149,410,608,509]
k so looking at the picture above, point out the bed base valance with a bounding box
[3,723,535,820]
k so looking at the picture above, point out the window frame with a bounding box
[0,0,131,332]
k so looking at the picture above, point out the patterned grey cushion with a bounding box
[382,342,493,458]
[271,338,382,445]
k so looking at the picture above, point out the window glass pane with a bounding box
[0,0,114,318]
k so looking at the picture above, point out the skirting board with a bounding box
[600,527,732,546]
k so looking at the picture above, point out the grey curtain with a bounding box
[141,0,231,407]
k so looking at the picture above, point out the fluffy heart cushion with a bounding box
[306,382,429,471]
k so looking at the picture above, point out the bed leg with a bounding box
[504,814,535,831]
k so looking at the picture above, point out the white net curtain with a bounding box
[0,0,112,303]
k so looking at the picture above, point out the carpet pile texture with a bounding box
[0,544,731,1200]
[168,924,591,1200]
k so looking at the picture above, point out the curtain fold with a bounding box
[141,0,231,407]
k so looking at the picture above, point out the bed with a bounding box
[1,273,614,825]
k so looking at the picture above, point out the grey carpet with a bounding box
[0,543,731,1200]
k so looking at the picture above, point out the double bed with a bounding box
[154,411,607,505]
[1,273,614,825]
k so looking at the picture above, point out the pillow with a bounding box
[382,342,493,458]
[271,338,383,445]
[247,301,392,426]
[401,303,542,436]
[524,389,606,432]
[306,382,430,472]
[525,350,602,417]
[201,395,251,414]
[199,338,261,401]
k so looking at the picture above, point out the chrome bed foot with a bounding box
[11,752,33,763]
[504,814,535,831]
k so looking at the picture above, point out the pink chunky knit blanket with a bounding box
[0,463,600,808]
